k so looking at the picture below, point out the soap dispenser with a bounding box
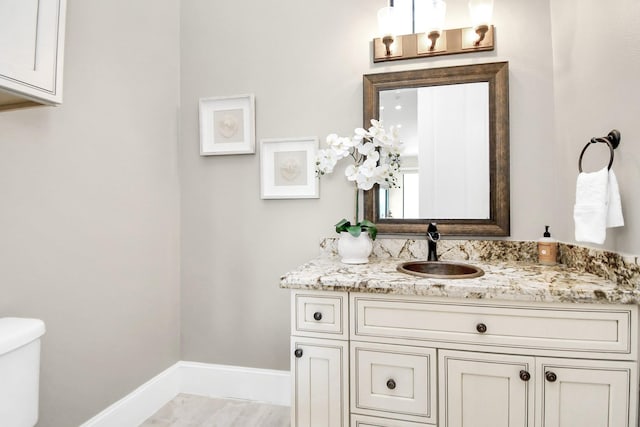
[538,225,558,265]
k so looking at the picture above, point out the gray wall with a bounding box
[550,0,640,254]
[0,1,181,426]
[179,0,558,370]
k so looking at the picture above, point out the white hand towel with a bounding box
[607,169,624,228]
[574,167,624,244]
[574,167,608,244]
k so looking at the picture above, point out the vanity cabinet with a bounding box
[290,292,350,427]
[0,0,67,109]
[290,290,639,427]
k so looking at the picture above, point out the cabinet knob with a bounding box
[386,379,396,390]
[313,312,323,321]
[476,323,487,333]
[519,370,531,381]
[294,349,303,358]
[545,371,557,382]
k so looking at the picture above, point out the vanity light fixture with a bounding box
[373,0,495,63]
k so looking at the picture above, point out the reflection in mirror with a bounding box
[363,62,510,237]
[379,83,490,220]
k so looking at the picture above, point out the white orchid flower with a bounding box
[329,136,353,159]
[318,121,403,211]
[359,158,378,178]
[370,119,382,130]
[316,149,338,175]
[344,164,358,181]
[356,174,376,190]
[325,133,339,146]
[374,164,399,188]
[354,128,373,143]
[357,142,376,156]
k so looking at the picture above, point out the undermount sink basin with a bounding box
[397,261,485,279]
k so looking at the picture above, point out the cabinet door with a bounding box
[291,337,349,427]
[439,350,535,427]
[0,0,66,104]
[537,358,638,427]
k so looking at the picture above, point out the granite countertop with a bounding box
[280,239,640,305]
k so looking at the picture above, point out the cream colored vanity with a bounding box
[284,246,640,427]
[0,0,67,109]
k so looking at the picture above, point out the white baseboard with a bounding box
[179,361,291,406]
[79,361,291,427]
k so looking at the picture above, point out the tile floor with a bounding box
[139,393,290,427]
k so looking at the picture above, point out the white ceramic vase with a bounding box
[337,231,373,264]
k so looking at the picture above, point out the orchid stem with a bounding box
[354,185,359,225]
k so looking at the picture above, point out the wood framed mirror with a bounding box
[363,62,510,236]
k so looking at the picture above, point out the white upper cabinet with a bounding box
[0,0,66,109]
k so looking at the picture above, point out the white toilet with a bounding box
[0,318,46,427]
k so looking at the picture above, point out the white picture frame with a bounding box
[260,137,319,199]
[199,94,255,155]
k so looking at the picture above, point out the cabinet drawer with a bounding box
[352,295,635,358]
[292,291,348,339]
[352,414,427,426]
[351,341,437,424]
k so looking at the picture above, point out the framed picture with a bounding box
[260,137,319,199]
[199,94,255,155]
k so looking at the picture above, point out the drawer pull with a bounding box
[476,323,488,333]
[519,370,531,381]
[294,349,303,358]
[386,379,396,390]
[313,311,323,321]
[545,371,557,382]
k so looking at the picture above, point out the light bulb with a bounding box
[425,0,446,34]
[468,0,493,46]
[377,7,398,38]
[468,0,493,28]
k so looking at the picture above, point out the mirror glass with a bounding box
[379,83,490,220]
[363,62,510,236]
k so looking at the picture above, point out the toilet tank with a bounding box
[0,318,46,427]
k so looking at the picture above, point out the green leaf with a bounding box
[346,225,362,237]
[359,220,376,228]
[367,226,378,241]
[334,218,351,233]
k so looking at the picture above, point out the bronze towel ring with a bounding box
[578,129,621,172]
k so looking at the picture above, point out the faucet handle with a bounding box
[427,223,440,241]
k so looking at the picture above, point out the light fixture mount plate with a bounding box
[373,25,495,63]
[374,36,404,59]
[461,25,494,50]
[416,31,448,55]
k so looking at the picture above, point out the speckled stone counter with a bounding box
[280,239,640,305]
